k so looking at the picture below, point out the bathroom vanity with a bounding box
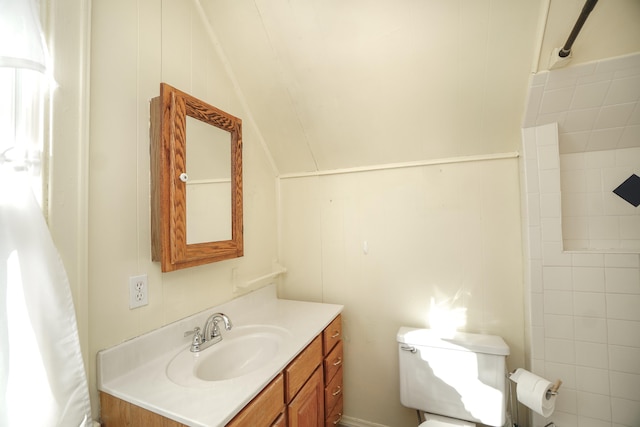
[97,286,343,426]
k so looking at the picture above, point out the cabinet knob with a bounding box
[179,172,189,183]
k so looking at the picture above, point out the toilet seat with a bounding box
[419,413,475,427]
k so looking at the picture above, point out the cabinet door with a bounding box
[288,367,324,427]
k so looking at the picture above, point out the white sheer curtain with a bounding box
[0,0,48,72]
[0,173,93,427]
[1,0,93,425]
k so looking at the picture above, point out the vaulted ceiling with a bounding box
[198,1,542,175]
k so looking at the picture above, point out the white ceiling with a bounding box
[198,1,541,175]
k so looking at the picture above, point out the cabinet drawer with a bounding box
[322,314,342,355]
[323,340,343,384]
[324,366,343,417]
[285,335,323,403]
[226,374,285,427]
[325,395,343,427]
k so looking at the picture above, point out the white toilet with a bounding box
[397,327,510,427]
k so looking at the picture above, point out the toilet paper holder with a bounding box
[508,369,562,399]
[545,379,562,399]
[507,369,562,426]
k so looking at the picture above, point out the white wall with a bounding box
[279,157,525,426]
[88,0,279,416]
[521,53,640,427]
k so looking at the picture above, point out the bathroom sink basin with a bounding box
[166,325,292,387]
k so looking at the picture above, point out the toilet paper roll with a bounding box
[509,368,556,417]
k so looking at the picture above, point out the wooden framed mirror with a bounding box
[150,83,243,272]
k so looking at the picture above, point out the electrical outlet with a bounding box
[129,274,148,309]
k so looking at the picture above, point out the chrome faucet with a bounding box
[184,312,233,352]
[204,313,233,341]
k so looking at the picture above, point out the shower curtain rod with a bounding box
[559,0,599,58]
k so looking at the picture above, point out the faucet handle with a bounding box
[185,327,203,352]
[184,327,203,343]
[184,326,201,337]
[209,320,222,338]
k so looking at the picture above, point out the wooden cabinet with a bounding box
[150,83,244,272]
[322,314,343,427]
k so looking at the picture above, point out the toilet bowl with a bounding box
[419,413,475,427]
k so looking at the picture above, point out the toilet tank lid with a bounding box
[397,327,510,356]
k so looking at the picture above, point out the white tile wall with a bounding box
[608,320,640,347]
[609,372,640,399]
[560,146,640,252]
[521,54,640,427]
[606,294,640,321]
[573,292,606,318]
[611,397,640,426]
[572,266,605,292]
[575,341,609,370]
[574,316,607,343]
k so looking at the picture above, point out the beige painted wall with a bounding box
[87,0,278,416]
[278,157,525,426]
[44,0,92,379]
[201,0,542,174]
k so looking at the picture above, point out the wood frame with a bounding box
[150,82,243,272]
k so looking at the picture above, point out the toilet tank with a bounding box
[397,327,510,427]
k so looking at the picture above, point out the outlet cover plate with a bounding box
[129,274,148,309]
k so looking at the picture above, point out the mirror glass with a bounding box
[185,116,232,244]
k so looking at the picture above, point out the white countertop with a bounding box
[97,285,343,426]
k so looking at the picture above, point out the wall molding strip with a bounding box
[278,152,520,180]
